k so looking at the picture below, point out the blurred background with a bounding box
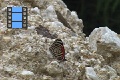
[63,0,120,36]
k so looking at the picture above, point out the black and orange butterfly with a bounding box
[49,39,67,61]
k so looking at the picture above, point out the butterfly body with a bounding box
[49,39,66,61]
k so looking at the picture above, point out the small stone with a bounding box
[3,36,11,42]
[21,70,34,76]
[31,7,40,14]
[28,46,32,52]
[71,11,78,18]
[43,75,52,80]
[86,67,99,80]
[28,26,35,30]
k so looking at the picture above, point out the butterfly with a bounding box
[49,39,67,61]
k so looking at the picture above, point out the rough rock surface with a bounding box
[0,0,120,80]
[89,27,120,76]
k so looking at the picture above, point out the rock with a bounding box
[89,27,120,59]
[42,75,53,80]
[28,26,35,30]
[4,65,17,74]
[42,5,57,22]
[95,65,120,80]
[104,65,117,80]
[0,0,120,80]
[31,7,40,14]
[55,10,75,33]
[35,25,57,39]
[20,70,34,80]
[85,67,100,80]
[89,27,120,51]
[21,70,34,76]
[89,27,120,77]
[44,61,63,77]
[3,36,11,42]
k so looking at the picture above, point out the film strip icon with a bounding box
[7,7,27,29]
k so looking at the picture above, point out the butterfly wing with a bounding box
[61,45,66,60]
[49,39,66,61]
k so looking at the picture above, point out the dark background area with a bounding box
[62,0,120,36]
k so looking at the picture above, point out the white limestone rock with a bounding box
[44,61,63,77]
[89,27,120,75]
[31,7,40,14]
[28,26,35,30]
[42,5,57,22]
[89,27,120,52]
[71,11,78,19]
[86,67,100,80]
[4,65,17,74]
[21,70,34,76]
[104,65,117,80]
[2,36,11,42]
[42,75,53,80]
[89,27,120,62]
